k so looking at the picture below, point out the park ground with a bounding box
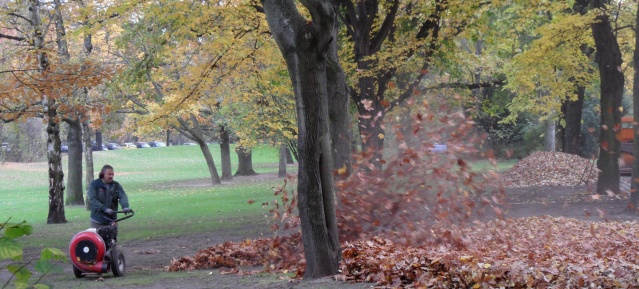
[2,153,638,289]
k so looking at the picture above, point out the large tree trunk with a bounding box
[278,144,287,178]
[82,120,94,210]
[631,0,639,209]
[219,125,233,181]
[263,0,341,278]
[46,102,67,224]
[592,0,623,194]
[235,147,257,176]
[65,118,84,205]
[294,21,340,278]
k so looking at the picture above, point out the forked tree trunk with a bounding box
[263,0,341,277]
[220,125,233,181]
[65,118,84,205]
[592,0,623,194]
[235,147,256,176]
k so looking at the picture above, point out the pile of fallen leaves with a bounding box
[169,216,639,288]
[169,233,304,275]
[500,152,598,187]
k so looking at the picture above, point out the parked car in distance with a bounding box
[2,142,12,152]
[106,143,121,150]
[183,142,197,146]
[135,142,151,148]
[122,143,137,149]
[61,144,69,153]
[91,142,108,151]
[148,141,166,147]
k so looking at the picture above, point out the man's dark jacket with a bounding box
[88,178,130,224]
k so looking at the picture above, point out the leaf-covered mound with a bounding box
[500,152,598,188]
[169,216,639,288]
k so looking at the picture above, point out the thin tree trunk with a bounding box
[82,120,93,210]
[220,125,232,181]
[29,0,66,223]
[326,31,352,177]
[278,144,287,178]
[630,0,639,209]
[562,85,586,155]
[166,129,171,146]
[235,147,256,176]
[174,115,221,185]
[199,142,221,185]
[65,118,84,205]
[95,131,103,150]
[46,101,67,224]
[592,0,623,194]
[544,119,556,152]
[285,145,295,164]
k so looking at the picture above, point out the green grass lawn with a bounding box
[0,144,285,248]
[1,145,517,289]
[0,145,515,249]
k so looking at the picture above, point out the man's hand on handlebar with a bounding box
[123,208,133,214]
[105,208,114,215]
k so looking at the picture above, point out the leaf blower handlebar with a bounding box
[105,210,135,223]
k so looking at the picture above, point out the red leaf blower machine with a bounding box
[69,210,134,278]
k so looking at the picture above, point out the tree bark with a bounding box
[199,142,221,184]
[95,131,103,150]
[285,145,295,164]
[562,85,586,155]
[174,115,221,185]
[46,101,67,224]
[263,0,341,277]
[82,120,94,210]
[591,0,623,194]
[28,0,66,223]
[630,0,639,209]
[326,27,352,177]
[65,118,84,205]
[544,119,556,152]
[278,144,287,178]
[235,147,257,176]
[220,125,233,181]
